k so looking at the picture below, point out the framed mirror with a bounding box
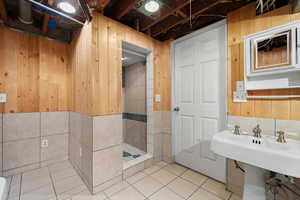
[251,30,291,72]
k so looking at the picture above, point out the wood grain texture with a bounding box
[70,13,171,115]
[227,3,300,120]
[0,27,70,113]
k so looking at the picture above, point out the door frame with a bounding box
[170,19,228,182]
[121,41,156,170]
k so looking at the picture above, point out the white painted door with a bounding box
[173,22,226,182]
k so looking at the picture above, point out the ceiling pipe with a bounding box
[18,0,33,24]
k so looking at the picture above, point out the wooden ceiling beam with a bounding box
[112,0,140,20]
[140,0,191,31]
[177,10,188,18]
[0,0,8,24]
[151,0,224,37]
[42,0,54,34]
[97,0,112,13]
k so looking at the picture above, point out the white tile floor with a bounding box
[7,160,241,200]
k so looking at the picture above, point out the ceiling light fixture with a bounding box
[145,0,160,13]
[58,2,76,14]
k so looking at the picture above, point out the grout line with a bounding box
[128,179,150,199]
[185,178,210,200]
[3,161,41,176]
[93,143,123,153]
[200,179,230,200]
[48,166,58,200]
[228,192,234,200]
[6,175,13,199]
[18,173,23,200]
[124,164,178,199]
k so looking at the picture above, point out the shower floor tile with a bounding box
[123,143,146,163]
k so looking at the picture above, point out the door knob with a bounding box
[174,107,180,112]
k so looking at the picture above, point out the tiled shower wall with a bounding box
[123,62,147,152]
[1,112,69,176]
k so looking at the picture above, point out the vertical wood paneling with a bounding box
[39,39,69,112]
[0,27,70,113]
[227,3,300,120]
[71,13,171,115]
[153,40,171,111]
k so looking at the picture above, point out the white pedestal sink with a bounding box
[211,130,300,200]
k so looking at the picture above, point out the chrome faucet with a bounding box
[233,125,240,135]
[276,131,286,143]
[253,124,262,138]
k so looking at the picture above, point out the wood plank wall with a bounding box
[0,28,70,113]
[70,13,171,116]
[227,3,300,120]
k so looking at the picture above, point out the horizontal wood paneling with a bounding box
[0,28,70,113]
[228,3,300,120]
[70,13,171,115]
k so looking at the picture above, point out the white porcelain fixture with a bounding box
[211,130,300,200]
[0,177,8,200]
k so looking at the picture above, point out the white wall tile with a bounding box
[70,112,82,142]
[81,145,93,188]
[3,113,40,142]
[41,112,69,136]
[3,138,40,170]
[277,119,300,139]
[81,114,93,150]
[93,115,122,151]
[41,134,69,163]
[93,145,123,186]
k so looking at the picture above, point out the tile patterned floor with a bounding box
[7,160,242,200]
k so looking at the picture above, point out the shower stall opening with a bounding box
[122,42,148,165]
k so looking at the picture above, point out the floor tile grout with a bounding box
[18,173,23,200]
[47,166,58,200]
[7,161,237,200]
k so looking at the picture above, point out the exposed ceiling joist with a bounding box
[42,0,54,34]
[177,10,188,18]
[0,0,8,24]
[160,15,222,40]
[112,0,140,20]
[291,0,300,13]
[152,0,224,37]
[97,0,112,12]
[140,0,191,31]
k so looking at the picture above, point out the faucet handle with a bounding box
[253,124,262,138]
[233,125,240,135]
[276,131,286,143]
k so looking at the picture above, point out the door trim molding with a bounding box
[170,20,228,182]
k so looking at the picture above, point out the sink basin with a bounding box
[211,130,300,178]
[211,130,300,200]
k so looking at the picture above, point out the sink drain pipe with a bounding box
[234,160,245,173]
